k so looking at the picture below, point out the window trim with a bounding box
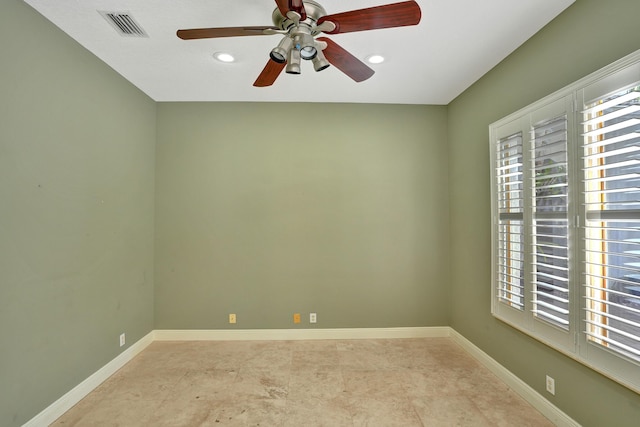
[490,48,640,394]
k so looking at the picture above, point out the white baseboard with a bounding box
[24,327,579,427]
[23,331,154,427]
[449,329,580,427]
[153,326,450,341]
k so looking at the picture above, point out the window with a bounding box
[490,49,640,393]
[531,114,570,330]
[495,131,524,310]
[491,96,576,352]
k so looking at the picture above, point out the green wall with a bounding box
[155,102,450,329]
[5,0,640,425]
[0,1,156,426]
[447,0,640,425]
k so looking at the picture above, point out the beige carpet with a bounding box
[52,337,553,426]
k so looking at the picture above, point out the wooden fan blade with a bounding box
[317,37,374,83]
[274,0,291,16]
[177,26,276,40]
[275,0,307,20]
[253,59,286,87]
[317,1,421,35]
[290,0,307,20]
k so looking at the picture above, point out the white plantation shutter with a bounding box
[582,86,640,360]
[491,51,640,393]
[491,97,575,345]
[531,115,570,328]
[496,132,525,310]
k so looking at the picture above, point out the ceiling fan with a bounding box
[176,0,422,87]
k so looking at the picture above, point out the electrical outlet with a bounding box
[229,313,237,324]
[546,375,555,395]
[293,313,301,324]
[119,333,126,347]
[309,312,317,323]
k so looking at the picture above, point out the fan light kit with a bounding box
[177,0,421,87]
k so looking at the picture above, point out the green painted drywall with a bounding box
[447,0,640,425]
[13,0,640,424]
[0,1,156,426]
[155,102,449,329]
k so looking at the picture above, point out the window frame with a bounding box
[490,48,640,394]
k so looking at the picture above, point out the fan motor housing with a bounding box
[272,1,327,35]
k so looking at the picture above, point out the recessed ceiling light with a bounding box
[213,52,235,63]
[366,54,385,64]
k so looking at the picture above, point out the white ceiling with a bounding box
[24,0,574,105]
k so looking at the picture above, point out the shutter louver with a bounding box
[496,133,525,309]
[531,116,570,328]
[583,87,640,360]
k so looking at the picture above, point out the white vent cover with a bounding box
[99,11,148,37]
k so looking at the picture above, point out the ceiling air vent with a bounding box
[99,11,148,37]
